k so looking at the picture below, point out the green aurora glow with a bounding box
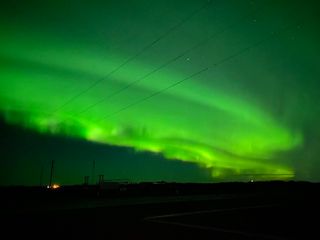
[1,0,320,183]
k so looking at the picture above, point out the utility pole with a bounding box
[84,176,89,186]
[91,159,96,185]
[39,164,44,187]
[98,174,104,185]
[49,159,55,188]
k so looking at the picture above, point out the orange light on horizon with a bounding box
[52,184,60,189]
[47,184,61,189]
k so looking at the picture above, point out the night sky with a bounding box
[1,0,320,185]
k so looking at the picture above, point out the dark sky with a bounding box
[1,0,320,185]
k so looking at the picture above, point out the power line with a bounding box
[97,22,296,121]
[97,67,209,120]
[52,0,213,114]
[76,8,257,116]
[76,1,279,116]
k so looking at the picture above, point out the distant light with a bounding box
[250,179,254,183]
[47,184,60,189]
[52,184,60,189]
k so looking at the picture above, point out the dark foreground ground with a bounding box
[2,182,320,240]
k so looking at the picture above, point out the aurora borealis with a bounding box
[1,0,320,185]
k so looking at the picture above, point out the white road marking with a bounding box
[147,219,285,240]
[144,204,286,240]
[145,204,276,220]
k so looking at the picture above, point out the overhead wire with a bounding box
[51,0,213,114]
[97,21,297,122]
[76,6,258,116]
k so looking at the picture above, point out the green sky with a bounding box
[1,0,320,185]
